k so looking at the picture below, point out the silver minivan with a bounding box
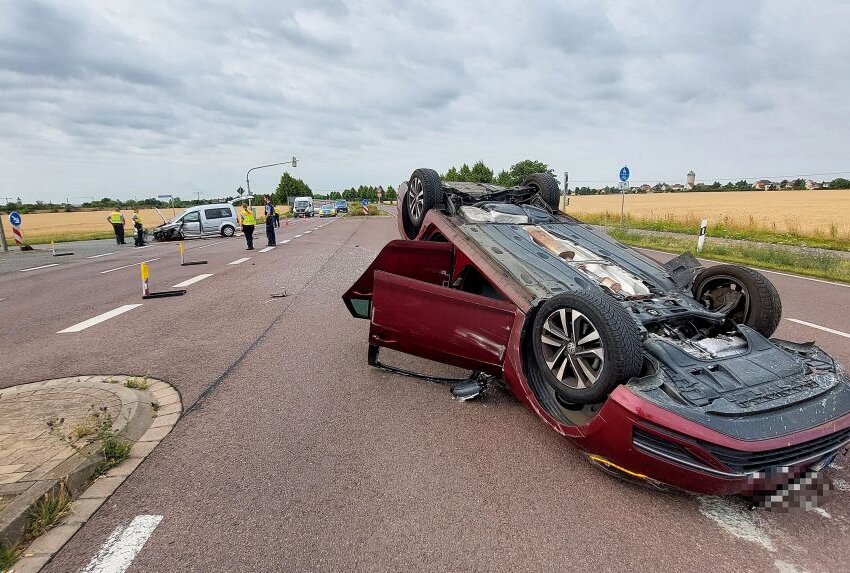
[152,203,239,241]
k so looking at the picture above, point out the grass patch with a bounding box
[25,486,71,539]
[606,228,850,283]
[345,204,387,217]
[47,406,131,478]
[93,435,131,477]
[124,376,149,390]
[0,542,18,571]
[574,211,850,252]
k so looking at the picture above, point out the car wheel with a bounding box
[221,225,235,237]
[531,291,643,404]
[522,173,561,211]
[692,264,782,337]
[406,168,442,232]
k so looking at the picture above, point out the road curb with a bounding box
[0,375,181,573]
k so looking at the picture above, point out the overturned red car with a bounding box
[343,168,850,501]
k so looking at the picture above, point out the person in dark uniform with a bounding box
[131,208,146,247]
[107,209,126,244]
[264,195,276,247]
[239,202,256,250]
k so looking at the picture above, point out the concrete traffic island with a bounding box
[0,376,181,572]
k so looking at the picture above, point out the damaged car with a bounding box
[343,167,850,502]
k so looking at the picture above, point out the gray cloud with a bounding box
[0,0,848,200]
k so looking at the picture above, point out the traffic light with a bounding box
[291,156,298,168]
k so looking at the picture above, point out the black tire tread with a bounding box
[407,167,443,231]
[693,264,782,337]
[522,173,561,211]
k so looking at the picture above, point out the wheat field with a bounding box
[567,189,850,238]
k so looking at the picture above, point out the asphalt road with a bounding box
[1,216,849,573]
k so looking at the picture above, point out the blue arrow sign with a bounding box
[619,166,630,182]
[361,198,369,207]
[9,211,21,227]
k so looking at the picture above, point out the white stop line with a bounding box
[83,514,163,573]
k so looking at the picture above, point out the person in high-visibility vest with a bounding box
[106,209,126,245]
[239,202,256,250]
[264,195,276,247]
[131,208,145,247]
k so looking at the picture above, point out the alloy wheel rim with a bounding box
[540,307,604,389]
[408,177,424,222]
[698,275,750,323]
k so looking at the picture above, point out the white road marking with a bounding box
[83,514,163,573]
[293,234,302,238]
[134,245,153,249]
[304,230,312,234]
[697,496,775,552]
[195,240,225,250]
[58,304,142,333]
[19,263,59,272]
[100,258,160,274]
[279,239,291,244]
[172,273,213,288]
[812,507,832,519]
[785,318,850,339]
[259,246,275,253]
[228,257,251,265]
[832,477,850,492]
[87,252,115,259]
[639,248,850,289]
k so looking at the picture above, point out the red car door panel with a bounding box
[370,270,516,374]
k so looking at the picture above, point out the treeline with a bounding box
[573,177,850,195]
[2,197,215,214]
[315,186,398,201]
[442,159,556,187]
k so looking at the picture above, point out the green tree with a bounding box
[497,160,555,187]
[274,172,312,204]
[829,177,850,189]
[385,185,397,200]
[791,178,806,190]
[443,167,460,181]
[469,161,494,183]
[458,163,472,181]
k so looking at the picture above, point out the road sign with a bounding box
[619,166,630,182]
[9,211,21,226]
[361,199,369,207]
[618,181,630,193]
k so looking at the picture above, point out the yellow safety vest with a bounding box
[109,211,123,224]
[241,209,256,225]
[132,213,143,225]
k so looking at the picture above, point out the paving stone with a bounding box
[0,472,26,484]
[138,425,171,443]
[9,555,52,572]
[150,413,179,429]
[65,497,106,524]
[78,476,126,499]
[24,524,80,555]
[129,440,158,459]
[105,456,144,477]
[0,463,24,474]
[156,402,182,416]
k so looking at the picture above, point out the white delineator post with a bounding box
[697,218,708,252]
[141,262,150,297]
[11,221,23,247]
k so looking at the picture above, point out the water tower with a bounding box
[686,170,696,190]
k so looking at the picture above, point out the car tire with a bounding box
[406,168,442,233]
[692,264,782,338]
[531,291,643,404]
[221,225,235,237]
[522,173,561,211]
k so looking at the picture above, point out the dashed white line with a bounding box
[228,257,251,265]
[134,245,153,249]
[82,514,163,573]
[58,304,142,333]
[259,246,275,253]
[195,240,226,250]
[293,234,302,238]
[172,273,213,288]
[785,318,850,339]
[87,252,115,259]
[279,239,291,245]
[100,258,160,274]
[19,263,59,272]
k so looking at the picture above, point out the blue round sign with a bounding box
[361,198,369,207]
[9,211,21,227]
[619,166,630,182]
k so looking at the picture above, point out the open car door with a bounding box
[343,240,517,375]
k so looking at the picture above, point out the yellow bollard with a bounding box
[140,262,150,297]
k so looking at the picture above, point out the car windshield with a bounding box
[294,200,309,208]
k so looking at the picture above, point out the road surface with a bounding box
[1,215,849,572]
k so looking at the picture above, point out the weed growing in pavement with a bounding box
[47,406,131,478]
[25,485,71,539]
[151,401,160,415]
[124,376,150,390]
[0,542,18,571]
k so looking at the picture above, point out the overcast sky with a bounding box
[1,0,849,202]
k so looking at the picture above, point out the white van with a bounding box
[152,203,239,241]
[293,196,314,217]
